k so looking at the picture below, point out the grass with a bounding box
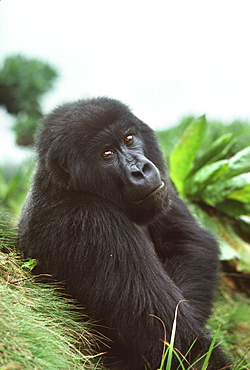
[0,207,103,370]
[208,279,250,367]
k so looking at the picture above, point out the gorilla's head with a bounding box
[36,97,169,224]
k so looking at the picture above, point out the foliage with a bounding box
[158,117,250,158]
[11,115,39,146]
[208,281,250,367]
[0,55,58,146]
[0,205,103,369]
[0,161,34,216]
[157,118,250,274]
[169,115,207,195]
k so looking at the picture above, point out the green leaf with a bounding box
[187,203,250,272]
[185,160,228,196]
[217,221,250,273]
[187,203,240,261]
[201,173,250,205]
[21,258,37,270]
[239,215,250,224]
[227,184,250,203]
[219,239,240,261]
[225,146,250,179]
[169,115,207,195]
[192,133,234,173]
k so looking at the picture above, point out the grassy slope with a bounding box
[0,208,103,370]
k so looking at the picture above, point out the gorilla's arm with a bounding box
[150,192,220,323]
[28,194,227,370]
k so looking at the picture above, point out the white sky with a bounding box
[0,0,250,162]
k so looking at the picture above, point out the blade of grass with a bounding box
[165,300,186,369]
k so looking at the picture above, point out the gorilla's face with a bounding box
[82,121,167,224]
[39,98,168,224]
[99,124,164,202]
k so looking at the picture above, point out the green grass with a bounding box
[0,255,103,369]
[208,280,250,367]
[0,208,103,370]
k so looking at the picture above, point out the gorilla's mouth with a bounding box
[132,181,165,205]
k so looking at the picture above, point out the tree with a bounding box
[0,55,58,146]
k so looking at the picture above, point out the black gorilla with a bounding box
[18,97,230,369]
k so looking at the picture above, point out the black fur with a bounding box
[18,97,230,369]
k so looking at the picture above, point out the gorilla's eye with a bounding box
[125,134,133,144]
[102,149,114,158]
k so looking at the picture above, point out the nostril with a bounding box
[131,169,145,179]
[130,162,152,179]
[142,162,152,175]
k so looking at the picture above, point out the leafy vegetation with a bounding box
[0,162,34,216]
[0,55,58,145]
[158,117,250,159]
[157,117,250,275]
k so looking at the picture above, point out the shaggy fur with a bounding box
[19,97,230,369]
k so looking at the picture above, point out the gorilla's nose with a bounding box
[127,157,162,188]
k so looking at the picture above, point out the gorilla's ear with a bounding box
[59,158,69,173]
[45,147,70,184]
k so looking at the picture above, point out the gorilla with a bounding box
[18,97,230,369]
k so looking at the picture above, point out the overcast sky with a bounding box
[1,0,250,162]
